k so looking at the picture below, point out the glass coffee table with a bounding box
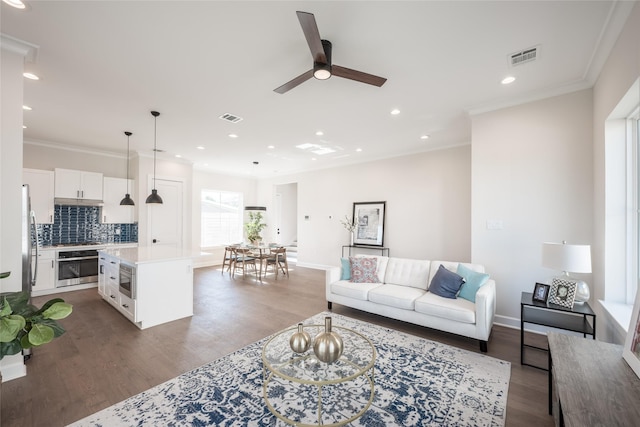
[262,323,376,426]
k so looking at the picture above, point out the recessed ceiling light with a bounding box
[204,163,209,166]
[196,146,205,150]
[23,125,27,129]
[420,135,430,140]
[23,105,32,110]
[175,154,182,158]
[501,76,516,85]
[356,148,362,152]
[311,158,317,161]
[3,0,26,9]
[267,145,275,149]
[315,131,324,136]
[390,109,400,115]
[228,133,238,138]
[23,72,39,80]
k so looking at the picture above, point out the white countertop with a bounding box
[99,245,209,265]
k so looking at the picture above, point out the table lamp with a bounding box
[542,241,592,304]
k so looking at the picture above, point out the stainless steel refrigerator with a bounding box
[21,184,38,294]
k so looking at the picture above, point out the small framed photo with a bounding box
[547,277,577,309]
[532,282,550,303]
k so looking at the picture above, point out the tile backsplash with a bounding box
[36,205,138,246]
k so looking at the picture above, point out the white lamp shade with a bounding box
[542,242,592,273]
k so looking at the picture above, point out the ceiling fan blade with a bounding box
[296,11,327,64]
[273,69,314,94]
[332,65,387,87]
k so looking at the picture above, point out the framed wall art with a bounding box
[352,201,386,247]
[532,282,550,303]
[547,277,577,308]
[623,289,640,379]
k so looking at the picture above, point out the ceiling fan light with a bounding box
[313,63,331,80]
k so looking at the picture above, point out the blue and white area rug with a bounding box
[70,312,510,426]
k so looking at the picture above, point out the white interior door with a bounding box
[147,178,183,248]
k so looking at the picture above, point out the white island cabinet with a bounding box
[98,246,203,329]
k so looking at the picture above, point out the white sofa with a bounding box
[325,255,496,352]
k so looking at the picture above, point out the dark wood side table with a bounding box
[341,245,390,258]
[548,332,640,425]
[520,292,595,371]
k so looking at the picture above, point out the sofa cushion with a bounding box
[349,257,380,283]
[384,258,431,290]
[457,264,490,303]
[428,260,485,286]
[428,264,465,299]
[353,254,389,283]
[414,292,476,324]
[368,284,426,310]
[331,280,383,301]
[340,258,351,280]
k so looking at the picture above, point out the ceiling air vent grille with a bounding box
[509,46,538,67]
[219,113,243,123]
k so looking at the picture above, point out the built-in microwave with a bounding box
[119,263,136,299]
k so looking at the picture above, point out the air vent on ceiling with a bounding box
[509,46,539,67]
[219,113,243,123]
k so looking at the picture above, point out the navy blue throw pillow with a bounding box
[429,264,466,299]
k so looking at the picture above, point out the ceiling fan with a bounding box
[274,11,387,94]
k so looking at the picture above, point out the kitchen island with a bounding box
[98,245,205,329]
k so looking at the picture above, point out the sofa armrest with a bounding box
[474,279,496,341]
[326,266,342,300]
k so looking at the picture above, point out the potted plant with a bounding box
[0,272,73,360]
[245,211,267,245]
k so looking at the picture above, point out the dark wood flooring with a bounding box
[1,263,553,426]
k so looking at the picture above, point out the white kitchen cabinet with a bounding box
[31,249,56,296]
[23,169,55,224]
[54,168,103,200]
[98,247,196,329]
[102,177,135,223]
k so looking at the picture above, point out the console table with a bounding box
[341,245,389,258]
[548,332,640,426]
[520,292,595,370]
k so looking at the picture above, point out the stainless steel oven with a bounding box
[57,249,99,287]
[119,263,136,298]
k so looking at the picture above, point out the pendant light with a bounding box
[119,131,135,206]
[145,110,163,204]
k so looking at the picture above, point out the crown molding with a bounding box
[24,138,124,159]
[0,33,38,62]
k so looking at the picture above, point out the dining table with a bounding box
[234,243,278,280]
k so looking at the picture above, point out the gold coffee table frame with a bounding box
[262,324,376,426]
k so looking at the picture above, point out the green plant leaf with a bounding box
[0,297,12,317]
[28,323,55,346]
[20,333,33,350]
[38,318,67,338]
[0,339,22,359]
[0,314,26,343]
[42,302,73,320]
[34,298,65,315]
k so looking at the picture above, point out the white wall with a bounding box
[23,142,127,178]
[1,35,30,381]
[471,89,594,326]
[593,3,640,343]
[257,145,472,269]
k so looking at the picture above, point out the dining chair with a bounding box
[265,247,288,277]
[231,247,258,278]
[221,246,237,273]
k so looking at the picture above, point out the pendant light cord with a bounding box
[126,132,130,193]
[153,114,157,188]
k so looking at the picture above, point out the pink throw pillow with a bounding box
[349,257,380,283]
